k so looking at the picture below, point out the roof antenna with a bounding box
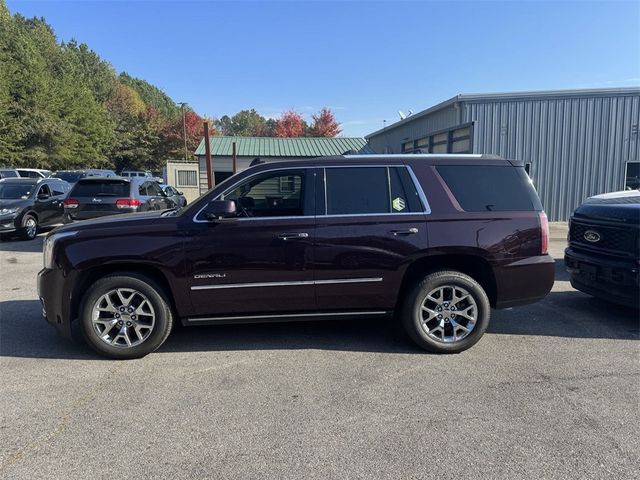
[249,157,264,166]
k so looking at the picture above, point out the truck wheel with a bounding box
[21,214,38,240]
[402,270,490,354]
[79,273,174,359]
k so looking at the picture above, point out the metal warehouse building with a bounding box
[366,88,640,221]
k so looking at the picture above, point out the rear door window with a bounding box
[323,166,423,215]
[436,165,542,212]
[71,180,130,197]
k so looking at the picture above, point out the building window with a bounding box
[411,124,473,154]
[402,141,414,153]
[625,162,640,190]
[176,170,198,187]
[279,175,296,194]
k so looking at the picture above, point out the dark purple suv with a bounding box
[38,155,554,359]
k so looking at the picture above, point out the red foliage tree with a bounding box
[273,110,306,137]
[160,110,216,159]
[308,107,341,137]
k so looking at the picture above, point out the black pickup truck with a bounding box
[565,190,640,308]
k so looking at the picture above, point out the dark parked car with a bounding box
[62,176,178,223]
[161,184,187,207]
[565,189,639,308]
[0,168,19,179]
[38,154,554,359]
[0,177,70,240]
[52,169,117,184]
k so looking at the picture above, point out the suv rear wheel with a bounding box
[402,270,490,353]
[80,273,173,359]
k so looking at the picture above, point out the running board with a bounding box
[182,310,391,326]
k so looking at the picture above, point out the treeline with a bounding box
[0,3,204,172]
[0,2,342,173]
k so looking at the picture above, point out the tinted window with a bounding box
[70,180,130,197]
[389,167,423,213]
[436,165,542,212]
[0,170,18,178]
[146,182,163,196]
[223,171,305,217]
[37,184,52,197]
[325,167,389,215]
[51,183,67,196]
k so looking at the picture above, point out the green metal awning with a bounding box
[194,136,374,157]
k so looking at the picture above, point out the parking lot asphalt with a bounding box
[0,223,638,480]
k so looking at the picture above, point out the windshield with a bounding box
[0,184,33,199]
[53,171,86,182]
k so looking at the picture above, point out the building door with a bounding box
[185,168,316,317]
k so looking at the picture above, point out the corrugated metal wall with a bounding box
[367,105,460,153]
[464,93,640,221]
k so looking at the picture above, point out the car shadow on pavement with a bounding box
[0,234,45,253]
[1,260,637,360]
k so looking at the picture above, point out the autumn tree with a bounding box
[308,107,341,137]
[273,110,307,137]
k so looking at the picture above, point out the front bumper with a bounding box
[37,267,74,339]
[565,247,639,308]
[0,216,19,233]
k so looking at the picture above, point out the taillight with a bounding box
[116,198,141,209]
[63,199,79,209]
[539,211,549,255]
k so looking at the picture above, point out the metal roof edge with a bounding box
[366,86,640,139]
[365,95,462,139]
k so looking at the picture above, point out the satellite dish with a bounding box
[407,109,413,116]
[398,111,406,120]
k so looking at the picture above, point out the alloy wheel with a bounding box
[25,217,37,239]
[420,285,478,343]
[91,288,156,348]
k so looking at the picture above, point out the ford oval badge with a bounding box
[583,230,601,243]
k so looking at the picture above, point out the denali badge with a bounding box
[583,230,601,243]
[194,273,227,279]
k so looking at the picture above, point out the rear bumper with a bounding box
[494,254,556,308]
[37,267,75,339]
[565,247,639,308]
[64,208,136,222]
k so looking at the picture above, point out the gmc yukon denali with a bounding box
[38,155,555,359]
[565,189,639,308]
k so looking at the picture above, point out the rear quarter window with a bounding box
[436,165,543,212]
[70,181,130,197]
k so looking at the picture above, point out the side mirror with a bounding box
[202,200,237,222]
[37,193,50,201]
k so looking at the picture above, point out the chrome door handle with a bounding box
[389,228,419,236]
[278,232,309,240]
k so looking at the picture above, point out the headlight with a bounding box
[0,207,19,216]
[43,231,77,269]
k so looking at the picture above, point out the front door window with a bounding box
[223,171,305,217]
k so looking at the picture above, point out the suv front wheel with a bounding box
[80,273,174,359]
[402,270,490,353]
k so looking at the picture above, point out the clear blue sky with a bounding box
[6,0,640,137]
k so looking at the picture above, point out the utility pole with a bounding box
[178,102,188,161]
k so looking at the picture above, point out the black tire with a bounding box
[79,273,174,359]
[21,214,38,240]
[401,270,490,354]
